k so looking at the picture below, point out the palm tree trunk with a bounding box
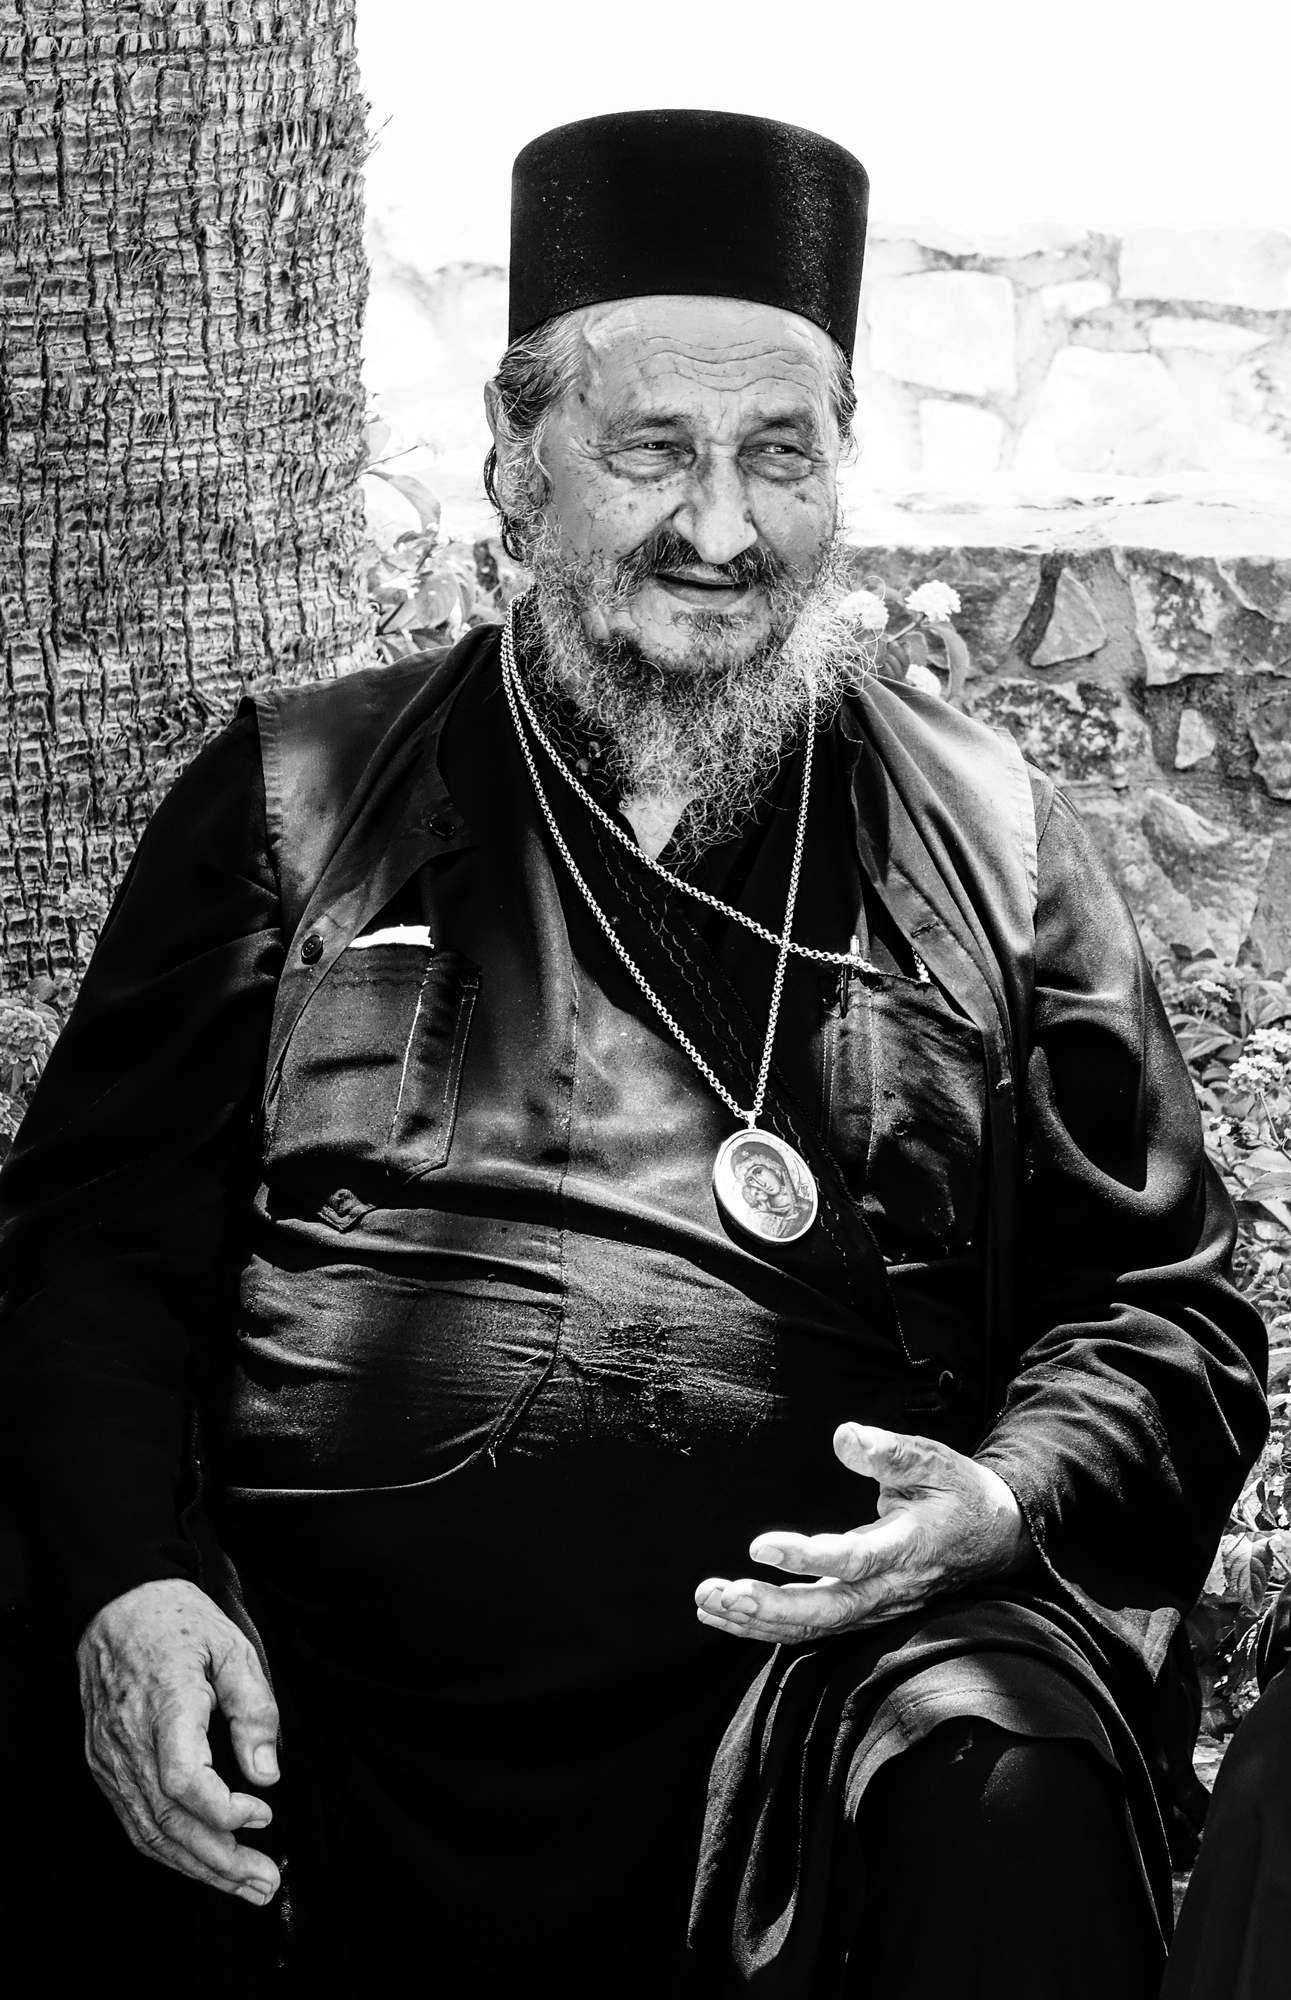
[0,0,373,985]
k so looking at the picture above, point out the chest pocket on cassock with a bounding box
[822,971,987,1263]
[263,943,479,1203]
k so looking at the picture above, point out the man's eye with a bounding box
[746,442,814,474]
[609,442,687,474]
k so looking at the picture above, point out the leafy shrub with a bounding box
[1157,958,1291,1737]
[0,980,74,1151]
[359,424,525,659]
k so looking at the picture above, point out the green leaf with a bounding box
[1175,1027,1240,1063]
[364,418,393,464]
[379,598,423,634]
[1268,1347,1291,1394]
[1241,1194,1291,1230]
[1222,1531,1269,1612]
[412,575,466,629]
[1241,1173,1291,1203]
[1201,1541,1227,1596]
[1250,990,1291,1029]
[368,469,441,536]
[927,621,971,707]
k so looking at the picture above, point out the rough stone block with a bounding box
[865,273,1018,398]
[965,677,1149,790]
[1039,279,1112,319]
[1247,837,1291,974]
[1125,554,1286,686]
[917,400,1004,481]
[1249,685,1291,800]
[1015,348,1207,478]
[1078,785,1273,966]
[1228,348,1291,455]
[1032,570,1108,666]
[1153,345,1291,474]
[1217,558,1291,625]
[1120,229,1291,311]
[1175,708,1218,768]
[1148,318,1271,354]
[1127,557,1229,684]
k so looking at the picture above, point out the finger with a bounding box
[148,1794,282,1895]
[211,1637,281,1788]
[131,1824,280,1904]
[750,1513,918,1582]
[153,1697,273,1834]
[695,1576,760,1617]
[833,1423,947,1486]
[696,1576,865,1644]
[91,1761,281,1903]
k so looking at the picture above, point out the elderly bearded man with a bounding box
[0,112,1267,1997]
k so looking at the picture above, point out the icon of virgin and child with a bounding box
[722,1136,817,1242]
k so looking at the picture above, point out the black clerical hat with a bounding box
[508,110,869,355]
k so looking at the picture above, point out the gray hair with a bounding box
[483,307,858,561]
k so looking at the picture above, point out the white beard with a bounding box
[524,528,876,860]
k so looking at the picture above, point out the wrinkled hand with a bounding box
[695,1424,1031,1645]
[78,1578,282,1904]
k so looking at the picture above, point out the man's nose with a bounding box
[673,454,759,568]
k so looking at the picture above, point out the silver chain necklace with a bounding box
[502,609,887,975]
[501,602,822,1245]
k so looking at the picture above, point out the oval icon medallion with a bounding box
[713,1128,818,1245]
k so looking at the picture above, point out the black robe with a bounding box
[0,625,1267,1993]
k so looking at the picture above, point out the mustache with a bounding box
[612,528,789,596]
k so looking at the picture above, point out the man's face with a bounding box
[519,296,843,675]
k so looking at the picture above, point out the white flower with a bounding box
[903,663,943,698]
[838,588,889,632]
[905,580,962,623]
[1229,1028,1291,1096]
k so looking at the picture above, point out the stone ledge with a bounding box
[841,475,1291,561]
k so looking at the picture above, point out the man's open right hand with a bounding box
[77,1578,282,1905]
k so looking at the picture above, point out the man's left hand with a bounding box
[694,1424,1032,1645]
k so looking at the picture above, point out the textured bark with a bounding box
[0,0,372,984]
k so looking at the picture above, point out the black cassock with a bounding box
[0,621,1267,1994]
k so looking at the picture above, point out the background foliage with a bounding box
[1159,961,1291,1741]
[0,508,1284,1767]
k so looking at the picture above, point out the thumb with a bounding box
[834,1423,942,1487]
[211,1635,281,1787]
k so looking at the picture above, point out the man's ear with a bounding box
[483,379,502,444]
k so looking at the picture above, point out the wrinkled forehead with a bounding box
[572,295,838,423]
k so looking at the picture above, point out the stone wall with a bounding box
[854,224,1291,487]
[859,535,1291,976]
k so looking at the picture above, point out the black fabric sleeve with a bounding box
[975,790,1268,1645]
[0,712,282,1645]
